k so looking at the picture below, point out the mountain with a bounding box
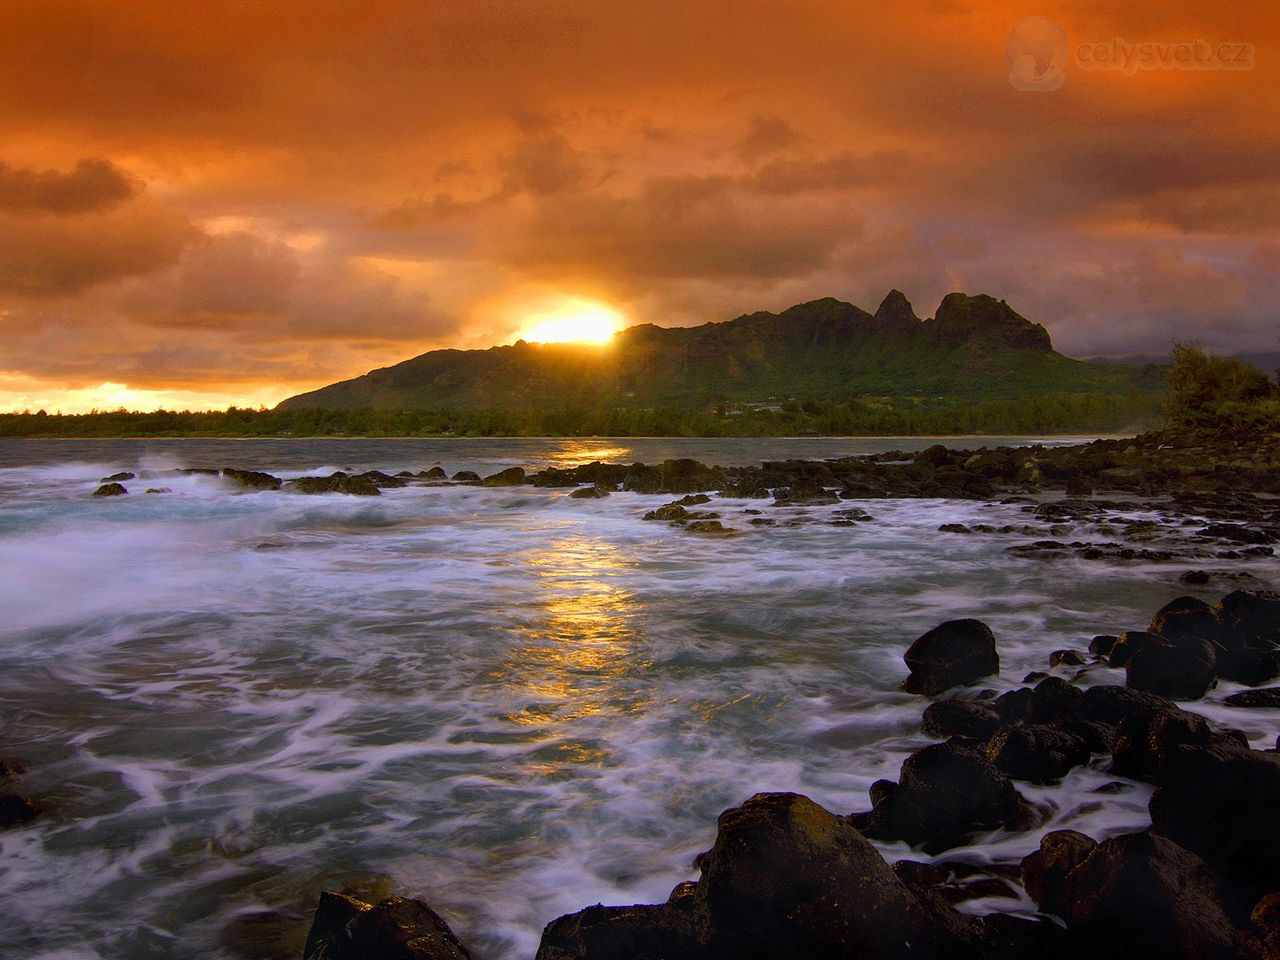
[278,291,1165,411]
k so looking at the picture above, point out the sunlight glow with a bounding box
[516,299,624,345]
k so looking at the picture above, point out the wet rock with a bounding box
[0,793,39,828]
[1179,569,1212,585]
[1088,634,1118,657]
[1218,590,1280,644]
[144,487,171,494]
[354,470,408,488]
[222,467,283,491]
[1049,649,1087,667]
[700,792,939,959]
[860,741,1024,853]
[1075,684,1174,728]
[482,467,527,487]
[1054,831,1261,960]
[100,471,135,482]
[901,619,1000,696]
[675,494,711,506]
[1251,894,1280,958]
[985,724,1091,783]
[424,467,448,479]
[536,898,707,960]
[1110,704,1211,782]
[643,504,688,522]
[1224,687,1280,708]
[1107,630,1160,668]
[1020,829,1097,913]
[1199,523,1275,545]
[921,699,1001,741]
[772,480,839,506]
[92,482,127,497]
[304,893,471,960]
[0,758,28,779]
[288,475,381,496]
[451,471,481,483]
[686,520,733,535]
[1149,595,1223,645]
[1149,740,1280,885]
[1125,633,1217,700]
[568,486,609,499]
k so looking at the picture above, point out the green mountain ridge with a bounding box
[277,291,1165,411]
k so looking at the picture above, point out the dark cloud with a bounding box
[732,116,808,163]
[0,158,136,216]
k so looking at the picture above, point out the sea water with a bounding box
[0,437,1276,959]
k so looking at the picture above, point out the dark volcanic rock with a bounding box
[861,741,1024,853]
[537,792,944,960]
[1054,831,1262,960]
[1125,633,1217,700]
[482,467,527,487]
[1110,704,1211,782]
[1224,687,1280,708]
[304,893,471,960]
[984,724,1091,783]
[222,467,283,490]
[921,699,1001,741]
[92,482,127,497]
[902,619,1000,695]
[1149,740,1280,885]
[0,793,39,828]
[288,475,381,496]
[1021,829,1097,914]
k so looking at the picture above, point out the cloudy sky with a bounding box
[0,0,1275,410]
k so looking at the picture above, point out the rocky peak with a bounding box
[873,289,920,328]
[928,293,1053,352]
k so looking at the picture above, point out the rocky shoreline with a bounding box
[295,586,1280,960]
[20,428,1275,956]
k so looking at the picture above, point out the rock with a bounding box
[0,758,28,779]
[1107,630,1161,668]
[1020,829,1097,913]
[1110,704,1210,782]
[700,793,939,959]
[303,893,471,960]
[92,482,127,497]
[1251,894,1280,958]
[1179,569,1212,585]
[100,471,135,482]
[1149,740,1280,885]
[424,467,448,479]
[985,724,1091,783]
[0,793,39,828]
[1218,590,1280,644]
[1088,634,1118,657]
[643,504,689,522]
[1075,684,1174,728]
[1054,831,1261,960]
[482,467,527,487]
[1126,633,1217,700]
[675,494,711,505]
[451,471,481,483]
[686,520,733,535]
[536,898,706,960]
[1199,523,1274,545]
[288,475,381,496]
[861,741,1024,853]
[1049,649,1087,667]
[921,699,1001,741]
[568,486,609,499]
[1149,595,1223,645]
[1224,687,1280,708]
[144,487,171,494]
[901,619,1000,696]
[222,467,283,490]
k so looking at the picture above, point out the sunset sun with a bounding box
[516,299,624,345]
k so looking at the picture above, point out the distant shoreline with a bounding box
[0,433,1131,442]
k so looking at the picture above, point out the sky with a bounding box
[0,0,1276,411]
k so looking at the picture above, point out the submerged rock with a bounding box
[303,893,471,960]
[222,467,283,490]
[568,486,610,499]
[100,471,135,482]
[287,475,381,496]
[902,619,1000,695]
[92,482,127,497]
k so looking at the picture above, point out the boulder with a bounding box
[1107,630,1161,668]
[921,699,1001,741]
[1148,595,1222,644]
[700,793,939,959]
[1125,633,1217,700]
[100,471,135,482]
[861,741,1024,853]
[1054,831,1261,960]
[1218,590,1280,645]
[0,793,39,828]
[902,619,1000,696]
[451,471,481,483]
[92,482,127,497]
[1149,740,1280,885]
[1224,687,1280,708]
[424,467,448,479]
[1020,829,1097,913]
[303,893,472,960]
[222,467,283,490]
[568,486,609,499]
[1110,705,1210,782]
[482,467,527,487]
[985,724,1091,783]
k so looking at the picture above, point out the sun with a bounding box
[516,298,624,345]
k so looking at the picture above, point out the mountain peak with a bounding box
[874,289,919,327]
[928,292,1052,352]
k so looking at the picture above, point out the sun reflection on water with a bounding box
[544,441,634,469]
[497,535,647,735]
